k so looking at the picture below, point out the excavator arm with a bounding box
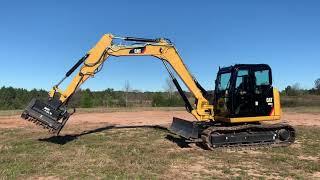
[21,34,213,134]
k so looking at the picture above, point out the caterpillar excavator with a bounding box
[21,34,295,149]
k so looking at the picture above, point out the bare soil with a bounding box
[282,112,320,127]
[0,110,319,179]
[0,111,319,132]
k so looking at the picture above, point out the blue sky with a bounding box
[0,0,319,91]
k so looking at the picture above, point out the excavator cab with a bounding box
[171,64,294,148]
[213,64,279,123]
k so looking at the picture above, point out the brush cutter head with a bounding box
[21,98,70,135]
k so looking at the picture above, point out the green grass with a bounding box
[1,106,320,117]
[0,109,23,116]
[0,126,319,179]
[283,106,320,113]
[281,95,320,108]
[0,107,185,117]
[75,106,185,114]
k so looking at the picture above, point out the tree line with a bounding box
[1,78,319,110]
[0,86,187,110]
[279,78,320,107]
[281,78,320,96]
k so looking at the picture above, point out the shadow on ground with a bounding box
[38,124,193,148]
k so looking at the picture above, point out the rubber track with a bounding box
[201,123,296,150]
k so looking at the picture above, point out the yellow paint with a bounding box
[49,34,213,121]
[48,33,282,124]
[273,88,282,118]
[215,115,281,123]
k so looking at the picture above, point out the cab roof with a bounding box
[218,64,271,74]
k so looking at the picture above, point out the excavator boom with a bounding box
[21,33,295,149]
[21,34,213,135]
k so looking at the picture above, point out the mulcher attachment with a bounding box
[169,117,296,149]
[21,98,70,135]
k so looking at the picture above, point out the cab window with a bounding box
[217,72,231,91]
[255,70,270,86]
[235,70,249,89]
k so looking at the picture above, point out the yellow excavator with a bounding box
[21,34,295,149]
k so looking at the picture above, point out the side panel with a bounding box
[272,88,282,118]
[215,88,282,123]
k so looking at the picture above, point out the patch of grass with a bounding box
[0,107,185,117]
[283,106,320,113]
[2,106,320,117]
[0,110,23,116]
[281,95,320,108]
[0,126,319,179]
[75,106,185,114]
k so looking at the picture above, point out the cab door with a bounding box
[214,71,232,117]
[231,68,255,117]
[251,67,274,116]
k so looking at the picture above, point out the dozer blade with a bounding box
[21,98,70,135]
[169,117,201,139]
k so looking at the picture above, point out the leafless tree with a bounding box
[292,83,301,91]
[315,78,320,90]
[123,80,131,107]
[164,77,176,98]
[284,82,302,96]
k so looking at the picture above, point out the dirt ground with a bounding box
[1,110,319,179]
[0,111,320,132]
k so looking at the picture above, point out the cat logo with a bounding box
[134,49,142,53]
[266,97,273,104]
[129,47,146,54]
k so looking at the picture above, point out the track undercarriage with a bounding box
[169,117,295,149]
